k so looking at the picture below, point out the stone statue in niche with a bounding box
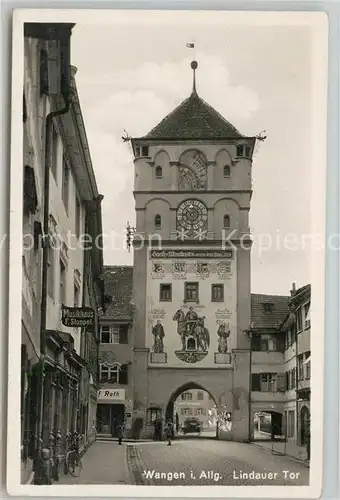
[152,320,165,353]
[217,322,230,354]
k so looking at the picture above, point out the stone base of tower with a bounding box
[130,348,251,442]
[230,350,251,442]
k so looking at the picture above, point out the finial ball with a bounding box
[191,60,198,70]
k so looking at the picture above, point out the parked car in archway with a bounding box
[182,417,201,434]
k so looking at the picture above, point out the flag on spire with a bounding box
[186,42,195,48]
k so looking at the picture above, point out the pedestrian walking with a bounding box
[175,412,179,433]
[165,420,173,446]
[117,422,124,445]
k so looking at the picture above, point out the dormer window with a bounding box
[236,145,251,158]
[223,215,230,228]
[155,166,163,179]
[154,214,162,228]
[223,165,231,178]
[262,302,274,313]
[142,146,149,157]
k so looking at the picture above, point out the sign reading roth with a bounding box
[61,305,95,328]
[97,389,125,402]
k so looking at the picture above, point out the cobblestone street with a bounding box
[57,438,309,486]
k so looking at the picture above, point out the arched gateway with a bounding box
[129,61,257,442]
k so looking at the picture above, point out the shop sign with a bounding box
[61,305,95,327]
[97,389,125,402]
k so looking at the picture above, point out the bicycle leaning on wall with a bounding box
[65,431,82,477]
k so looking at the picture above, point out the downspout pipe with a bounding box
[35,34,72,484]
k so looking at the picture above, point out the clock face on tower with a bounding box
[177,199,208,231]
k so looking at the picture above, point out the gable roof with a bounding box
[101,266,133,321]
[251,293,290,330]
[142,91,244,140]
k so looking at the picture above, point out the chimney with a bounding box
[290,282,296,296]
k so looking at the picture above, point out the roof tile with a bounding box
[143,92,243,140]
[101,266,133,321]
[251,293,290,330]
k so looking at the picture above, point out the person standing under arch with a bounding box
[165,420,173,446]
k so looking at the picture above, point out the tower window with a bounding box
[236,145,251,158]
[184,282,199,302]
[160,284,172,301]
[141,146,149,157]
[155,166,163,179]
[223,215,230,228]
[212,284,224,302]
[154,215,162,228]
[223,165,231,178]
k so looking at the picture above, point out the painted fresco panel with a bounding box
[146,247,237,367]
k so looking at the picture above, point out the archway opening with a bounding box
[164,383,222,440]
[253,411,284,441]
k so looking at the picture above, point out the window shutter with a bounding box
[39,49,49,95]
[251,334,261,351]
[285,372,289,390]
[119,364,128,385]
[251,374,261,391]
[119,325,128,344]
[276,373,286,392]
[276,334,285,353]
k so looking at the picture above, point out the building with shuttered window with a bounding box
[250,284,311,450]
[96,266,134,437]
[21,23,104,484]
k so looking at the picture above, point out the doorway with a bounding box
[96,404,125,436]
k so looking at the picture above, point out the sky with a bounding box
[71,17,314,295]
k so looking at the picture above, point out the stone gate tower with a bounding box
[130,61,256,441]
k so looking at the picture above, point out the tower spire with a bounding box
[191,60,198,95]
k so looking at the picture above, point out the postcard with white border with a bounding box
[8,8,327,498]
